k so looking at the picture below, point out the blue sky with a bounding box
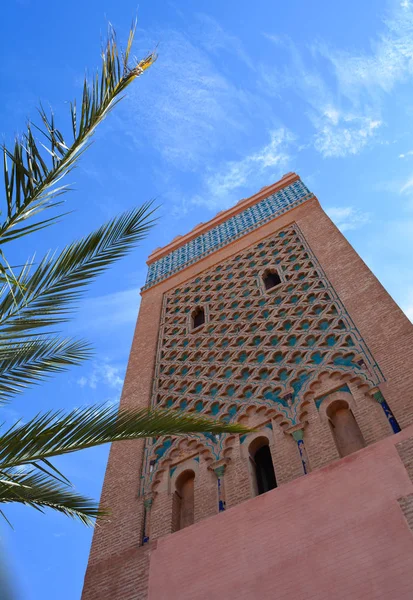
[1,0,413,597]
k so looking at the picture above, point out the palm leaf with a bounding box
[0,337,91,402]
[0,405,251,472]
[0,202,156,338]
[1,22,157,245]
[0,469,104,526]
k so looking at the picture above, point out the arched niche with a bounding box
[172,469,195,532]
[326,399,365,458]
[248,435,277,496]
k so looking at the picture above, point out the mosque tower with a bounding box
[82,173,413,600]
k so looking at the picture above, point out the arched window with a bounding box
[248,437,277,496]
[263,269,281,291]
[172,470,195,531]
[191,306,205,330]
[327,400,365,458]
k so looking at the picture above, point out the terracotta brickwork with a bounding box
[82,174,413,600]
[82,543,154,600]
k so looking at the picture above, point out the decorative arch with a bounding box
[306,368,373,396]
[247,435,277,496]
[172,469,195,531]
[318,390,357,424]
[237,403,287,429]
[298,369,375,424]
[145,436,216,496]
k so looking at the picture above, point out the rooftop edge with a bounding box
[147,172,300,265]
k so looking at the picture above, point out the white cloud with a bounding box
[126,27,257,170]
[191,128,296,210]
[400,175,413,193]
[261,38,383,158]
[319,3,413,101]
[77,361,124,391]
[262,2,413,158]
[313,113,382,158]
[399,150,413,159]
[325,206,371,232]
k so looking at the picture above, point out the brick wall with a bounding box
[82,544,154,600]
[296,201,413,428]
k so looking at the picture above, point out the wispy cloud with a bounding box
[326,206,371,232]
[77,360,124,391]
[196,13,254,69]
[313,112,382,158]
[124,18,293,218]
[262,1,413,158]
[317,2,413,102]
[192,128,296,210]
[399,149,413,158]
[127,25,258,170]
[400,175,413,193]
[262,37,383,158]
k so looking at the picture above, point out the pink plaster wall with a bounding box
[148,428,413,600]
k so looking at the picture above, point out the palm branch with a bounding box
[0,336,91,402]
[0,338,91,401]
[0,21,158,402]
[0,203,156,403]
[0,203,156,339]
[1,22,156,247]
[0,407,251,524]
[0,469,104,526]
[0,405,249,470]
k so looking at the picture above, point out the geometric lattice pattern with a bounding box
[142,223,383,494]
[143,179,313,290]
[152,223,382,423]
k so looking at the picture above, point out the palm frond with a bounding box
[0,337,91,402]
[0,203,156,338]
[0,469,104,526]
[1,22,157,245]
[0,405,252,471]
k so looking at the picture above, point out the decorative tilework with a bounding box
[142,179,313,290]
[315,384,350,410]
[373,390,401,433]
[139,222,383,495]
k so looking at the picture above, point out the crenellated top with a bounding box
[142,172,314,291]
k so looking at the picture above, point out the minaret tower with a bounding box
[82,173,413,600]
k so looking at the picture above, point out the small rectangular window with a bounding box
[191,307,205,329]
[263,271,281,290]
